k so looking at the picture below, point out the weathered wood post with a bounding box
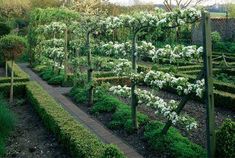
[202,11,215,158]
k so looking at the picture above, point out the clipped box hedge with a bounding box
[26,81,125,158]
[0,62,29,83]
[95,77,131,86]
[0,82,26,97]
[214,90,235,111]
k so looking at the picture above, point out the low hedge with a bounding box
[0,82,26,97]
[6,61,29,79]
[95,77,131,86]
[214,90,235,111]
[0,62,29,83]
[26,82,125,158]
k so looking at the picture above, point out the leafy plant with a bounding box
[216,119,235,158]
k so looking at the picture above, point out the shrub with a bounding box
[102,145,125,158]
[0,22,11,37]
[48,75,64,85]
[0,35,27,60]
[0,95,16,156]
[144,121,206,158]
[216,119,235,158]
[211,31,221,44]
[69,86,87,103]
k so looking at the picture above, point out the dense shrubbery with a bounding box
[0,95,16,156]
[216,119,235,158]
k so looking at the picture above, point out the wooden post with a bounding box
[131,32,138,129]
[86,31,93,106]
[10,60,14,103]
[202,11,215,158]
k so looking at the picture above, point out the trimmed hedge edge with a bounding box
[26,81,125,158]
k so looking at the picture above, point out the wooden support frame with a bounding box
[202,11,215,158]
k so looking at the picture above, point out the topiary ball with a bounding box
[0,35,27,60]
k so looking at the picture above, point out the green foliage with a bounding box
[109,105,149,133]
[0,95,16,156]
[26,81,125,158]
[216,119,235,158]
[215,73,235,84]
[0,35,27,60]
[69,86,87,103]
[213,41,235,53]
[0,82,26,97]
[0,22,10,37]
[102,145,125,158]
[48,75,64,85]
[40,68,54,81]
[144,121,206,158]
[211,31,221,44]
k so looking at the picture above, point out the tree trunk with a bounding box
[131,32,138,130]
[5,61,8,77]
[64,28,68,84]
[10,60,14,103]
[86,32,93,106]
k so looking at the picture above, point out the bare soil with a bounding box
[3,101,71,158]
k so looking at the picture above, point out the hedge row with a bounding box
[26,81,125,158]
[214,90,235,111]
[0,82,26,97]
[0,62,29,83]
[7,61,29,79]
[95,77,131,86]
[70,86,206,158]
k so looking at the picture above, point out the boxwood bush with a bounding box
[216,119,235,158]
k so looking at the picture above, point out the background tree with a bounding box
[227,3,235,18]
[0,0,31,18]
[163,0,203,11]
[0,35,27,103]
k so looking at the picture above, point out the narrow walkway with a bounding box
[19,63,143,158]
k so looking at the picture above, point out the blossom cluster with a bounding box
[100,41,203,62]
[144,70,205,98]
[152,45,203,63]
[109,85,198,130]
[110,59,132,77]
[98,8,201,31]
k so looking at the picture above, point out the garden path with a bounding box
[18,63,143,158]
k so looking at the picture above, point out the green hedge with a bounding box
[26,82,125,158]
[95,77,131,86]
[214,90,235,111]
[7,61,29,79]
[0,62,29,83]
[0,82,26,97]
